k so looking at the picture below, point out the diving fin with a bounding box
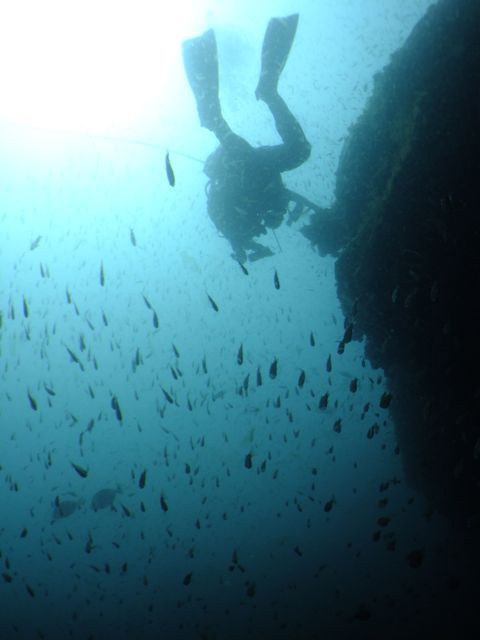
[182,29,223,131]
[255,14,299,101]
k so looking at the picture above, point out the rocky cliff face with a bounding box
[303,0,480,525]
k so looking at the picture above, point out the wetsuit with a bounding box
[183,15,311,262]
[204,95,311,262]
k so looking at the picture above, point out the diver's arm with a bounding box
[284,189,322,214]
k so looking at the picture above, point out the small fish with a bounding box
[244,452,253,469]
[319,392,329,409]
[30,236,42,251]
[160,494,169,512]
[349,378,358,393]
[152,310,159,329]
[324,496,336,512]
[100,262,105,287]
[91,488,118,512]
[274,270,280,290]
[172,344,180,358]
[22,296,29,318]
[343,323,353,344]
[111,395,123,422]
[207,294,219,312]
[298,370,306,388]
[379,392,393,409]
[237,261,248,275]
[71,462,88,478]
[65,346,84,371]
[237,344,243,366]
[139,470,147,489]
[121,504,131,518]
[256,367,262,387]
[269,358,278,379]
[326,355,332,372]
[135,348,142,367]
[142,294,152,310]
[161,387,174,404]
[26,584,35,598]
[183,572,192,586]
[85,532,95,554]
[165,151,175,187]
[405,548,424,568]
[130,228,137,246]
[27,391,38,411]
[310,332,315,347]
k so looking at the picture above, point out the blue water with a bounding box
[1,2,452,639]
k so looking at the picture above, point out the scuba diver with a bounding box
[182,14,315,263]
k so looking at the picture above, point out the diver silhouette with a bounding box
[182,14,313,263]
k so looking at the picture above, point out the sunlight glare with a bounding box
[0,0,209,133]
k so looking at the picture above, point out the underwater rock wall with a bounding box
[304,0,480,524]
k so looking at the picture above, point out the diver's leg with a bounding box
[182,29,231,139]
[265,93,310,156]
[255,14,299,101]
[254,14,310,170]
[257,92,311,171]
[182,29,247,148]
